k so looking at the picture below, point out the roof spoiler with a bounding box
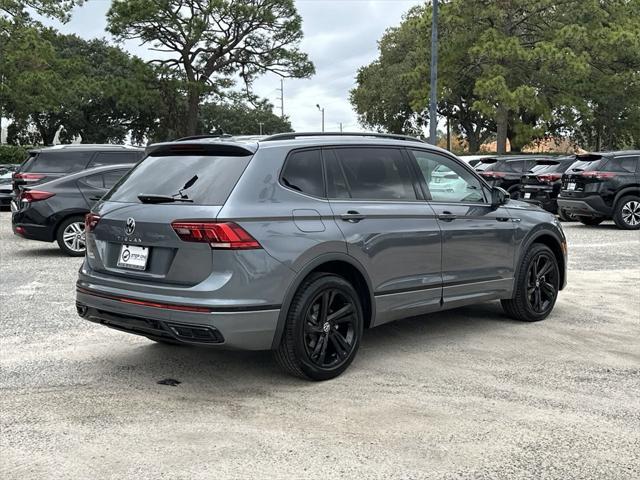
[146,142,256,157]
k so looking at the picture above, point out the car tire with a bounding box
[56,215,87,257]
[577,216,604,226]
[501,243,560,322]
[613,195,640,230]
[558,208,575,222]
[274,273,363,381]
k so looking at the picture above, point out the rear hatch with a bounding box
[561,155,609,195]
[87,143,254,287]
[474,158,498,172]
[521,159,573,200]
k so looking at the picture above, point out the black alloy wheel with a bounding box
[502,243,560,322]
[275,273,363,380]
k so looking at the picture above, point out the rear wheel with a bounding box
[274,273,363,381]
[577,216,604,226]
[613,196,640,230]
[56,215,86,256]
[502,244,560,322]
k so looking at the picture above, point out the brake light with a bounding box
[85,212,101,232]
[20,190,55,202]
[171,221,261,249]
[580,171,616,179]
[536,173,562,183]
[14,172,45,181]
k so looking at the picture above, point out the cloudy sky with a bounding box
[42,0,424,133]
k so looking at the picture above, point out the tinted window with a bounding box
[103,169,130,189]
[529,161,572,174]
[325,150,350,199]
[332,148,416,200]
[607,156,639,173]
[104,155,251,205]
[80,174,104,188]
[411,150,486,203]
[485,159,526,173]
[281,149,324,197]
[567,157,606,172]
[26,151,91,173]
[475,160,497,172]
[87,151,140,168]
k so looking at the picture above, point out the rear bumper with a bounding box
[0,192,12,207]
[557,195,612,217]
[76,287,280,350]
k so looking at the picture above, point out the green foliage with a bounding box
[199,96,292,136]
[351,0,640,152]
[106,0,314,136]
[0,0,83,24]
[0,144,29,164]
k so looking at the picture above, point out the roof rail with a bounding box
[175,134,234,142]
[261,132,426,143]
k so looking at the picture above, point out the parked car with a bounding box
[75,133,567,381]
[520,156,577,220]
[0,166,15,209]
[12,164,132,256]
[458,155,494,167]
[12,144,143,200]
[557,151,640,229]
[478,155,552,199]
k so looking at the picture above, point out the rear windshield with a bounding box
[23,151,91,173]
[484,159,527,173]
[103,155,252,205]
[475,159,497,171]
[528,161,571,174]
[566,157,607,173]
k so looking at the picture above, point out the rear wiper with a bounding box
[137,194,193,204]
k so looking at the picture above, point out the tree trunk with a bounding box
[467,133,480,153]
[186,85,201,137]
[496,105,508,154]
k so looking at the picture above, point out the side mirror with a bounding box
[491,187,510,208]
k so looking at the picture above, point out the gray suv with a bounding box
[76,133,567,380]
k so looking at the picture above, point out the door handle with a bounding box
[89,196,103,202]
[437,211,457,222]
[496,217,510,222]
[340,210,366,223]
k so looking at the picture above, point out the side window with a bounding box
[31,151,91,173]
[87,152,140,168]
[410,150,487,203]
[103,169,129,189]
[325,150,350,199]
[332,148,416,200]
[79,174,105,188]
[618,157,639,173]
[281,149,324,197]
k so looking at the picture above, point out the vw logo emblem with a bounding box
[125,217,136,236]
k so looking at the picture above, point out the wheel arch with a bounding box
[516,230,567,291]
[52,210,89,238]
[613,186,640,208]
[271,253,375,349]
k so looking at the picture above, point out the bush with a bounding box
[0,145,30,164]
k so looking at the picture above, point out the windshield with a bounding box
[528,161,570,174]
[474,159,497,172]
[103,154,252,205]
[567,158,607,172]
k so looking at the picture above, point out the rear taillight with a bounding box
[85,212,101,232]
[481,171,506,179]
[537,173,562,183]
[20,190,55,202]
[580,171,616,179]
[171,221,261,249]
[14,172,45,181]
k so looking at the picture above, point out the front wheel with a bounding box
[56,215,87,256]
[577,216,604,226]
[613,196,640,230]
[558,208,576,222]
[274,273,363,381]
[502,244,560,322]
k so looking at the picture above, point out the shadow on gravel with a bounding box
[96,301,516,388]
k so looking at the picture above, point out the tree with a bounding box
[199,95,291,135]
[107,0,314,136]
[0,0,83,23]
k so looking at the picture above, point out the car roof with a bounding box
[29,144,144,154]
[147,132,454,157]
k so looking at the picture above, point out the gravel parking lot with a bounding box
[1,210,638,479]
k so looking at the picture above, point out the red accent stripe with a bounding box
[76,287,211,313]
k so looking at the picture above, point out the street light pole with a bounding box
[429,0,439,145]
[316,104,325,132]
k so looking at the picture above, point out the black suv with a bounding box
[520,156,577,220]
[12,144,144,200]
[557,151,640,229]
[477,155,551,199]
